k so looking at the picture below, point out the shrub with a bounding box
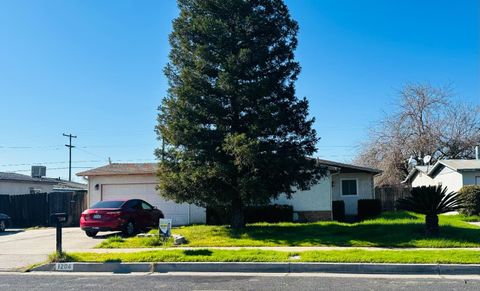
[244,204,293,223]
[207,204,294,225]
[358,199,382,220]
[206,207,230,225]
[332,200,345,222]
[458,185,480,216]
[397,185,462,235]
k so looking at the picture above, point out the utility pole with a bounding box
[63,133,77,181]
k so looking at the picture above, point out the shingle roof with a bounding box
[403,159,480,183]
[76,163,157,176]
[77,160,381,177]
[0,172,58,184]
[0,172,87,189]
[435,160,480,171]
[316,159,382,174]
[427,159,480,178]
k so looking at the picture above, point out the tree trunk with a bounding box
[425,214,439,236]
[230,197,245,229]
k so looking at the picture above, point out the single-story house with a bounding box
[273,159,381,220]
[403,159,480,192]
[0,169,87,195]
[77,160,381,225]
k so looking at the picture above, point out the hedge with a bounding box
[332,200,345,222]
[458,185,480,216]
[206,204,293,225]
[358,199,382,220]
[244,204,293,223]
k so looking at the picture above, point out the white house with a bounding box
[274,159,381,219]
[77,160,380,224]
[403,159,480,192]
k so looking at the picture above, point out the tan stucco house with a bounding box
[77,160,380,224]
[403,159,480,192]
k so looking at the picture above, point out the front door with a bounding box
[340,178,359,216]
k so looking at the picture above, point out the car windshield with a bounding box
[90,201,125,209]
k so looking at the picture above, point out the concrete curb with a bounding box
[31,262,480,275]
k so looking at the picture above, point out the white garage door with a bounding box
[101,183,190,225]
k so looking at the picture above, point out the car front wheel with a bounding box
[85,230,98,237]
[0,220,5,232]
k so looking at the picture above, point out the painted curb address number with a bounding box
[54,263,74,271]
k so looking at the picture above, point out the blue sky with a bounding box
[0,0,478,182]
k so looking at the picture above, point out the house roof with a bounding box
[403,159,480,183]
[0,172,59,184]
[52,179,88,190]
[0,172,86,190]
[77,160,381,177]
[316,159,382,174]
[431,160,480,172]
[76,163,157,176]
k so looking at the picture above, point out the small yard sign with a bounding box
[159,218,172,239]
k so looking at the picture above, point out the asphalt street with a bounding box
[1,272,480,291]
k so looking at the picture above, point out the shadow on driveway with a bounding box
[0,229,24,236]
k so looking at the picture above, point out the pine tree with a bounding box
[156,0,323,228]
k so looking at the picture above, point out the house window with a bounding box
[341,179,358,196]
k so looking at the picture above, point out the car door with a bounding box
[140,200,158,228]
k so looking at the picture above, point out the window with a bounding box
[124,200,142,210]
[141,201,153,210]
[476,176,480,185]
[341,179,358,196]
[29,187,41,194]
[90,200,125,209]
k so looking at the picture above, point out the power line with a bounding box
[10,166,95,173]
[0,160,101,167]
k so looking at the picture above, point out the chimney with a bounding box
[476,145,480,160]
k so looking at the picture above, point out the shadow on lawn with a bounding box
[373,212,418,220]
[227,222,480,247]
[184,249,213,256]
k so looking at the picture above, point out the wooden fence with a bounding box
[374,186,411,211]
[0,190,87,228]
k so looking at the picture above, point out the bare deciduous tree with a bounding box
[355,83,480,186]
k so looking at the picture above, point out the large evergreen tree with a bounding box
[155,0,323,228]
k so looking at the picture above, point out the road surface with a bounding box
[1,272,480,290]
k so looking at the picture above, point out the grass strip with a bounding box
[97,212,480,249]
[65,249,480,264]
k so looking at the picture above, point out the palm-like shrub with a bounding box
[397,185,462,235]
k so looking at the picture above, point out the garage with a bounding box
[77,163,206,226]
[101,183,190,226]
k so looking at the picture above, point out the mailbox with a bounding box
[50,213,68,224]
[50,213,68,254]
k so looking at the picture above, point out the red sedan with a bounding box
[80,199,164,237]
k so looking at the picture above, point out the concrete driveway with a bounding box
[0,227,113,271]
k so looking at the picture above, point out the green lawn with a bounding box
[63,249,480,264]
[97,212,480,249]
